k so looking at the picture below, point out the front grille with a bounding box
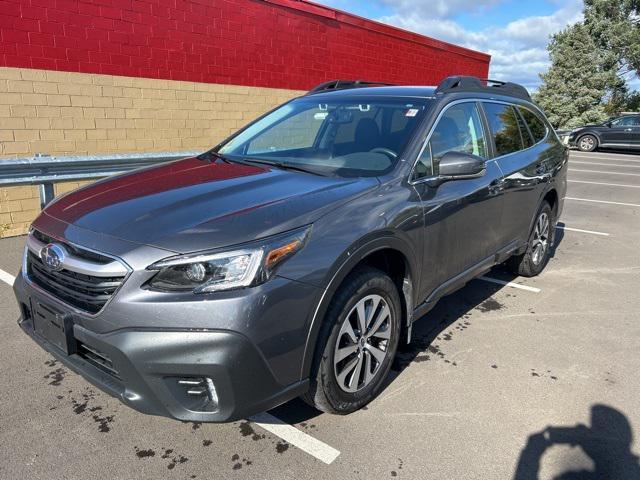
[32,230,113,264]
[77,341,120,379]
[27,250,125,314]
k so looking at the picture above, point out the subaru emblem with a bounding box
[40,243,66,272]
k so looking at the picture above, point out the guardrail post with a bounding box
[38,182,55,209]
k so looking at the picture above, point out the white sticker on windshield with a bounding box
[314,112,328,120]
[405,108,419,117]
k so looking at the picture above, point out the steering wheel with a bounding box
[369,147,398,160]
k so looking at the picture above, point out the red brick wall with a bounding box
[0,0,490,89]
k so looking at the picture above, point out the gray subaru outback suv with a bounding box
[13,76,567,422]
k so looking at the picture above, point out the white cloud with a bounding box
[377,0,584,91]
[379,0,505,19]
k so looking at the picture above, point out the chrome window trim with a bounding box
[22,229,132,317]
[409,98,551,186]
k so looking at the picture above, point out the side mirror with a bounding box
[424,151,485,187]
[605,121,612,128]
[439,151,486,177]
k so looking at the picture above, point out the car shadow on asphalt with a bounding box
[270,230,566,424]
[513,404,640,480]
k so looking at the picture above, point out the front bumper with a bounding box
[557,133,574,147]
[14,272,311,422]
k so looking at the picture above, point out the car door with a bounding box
[626,116,640,147]
[601,116,636,146]
[411,101,505,300]
[482,101,548,246]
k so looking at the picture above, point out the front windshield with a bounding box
[218,97,431,177]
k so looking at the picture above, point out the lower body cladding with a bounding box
[13,274,312,423]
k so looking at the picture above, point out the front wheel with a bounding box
[577,134,598,152]
[303,267,401,414]
[507,202,554,277]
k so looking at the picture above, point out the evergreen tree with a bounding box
[583,0,640,74]
[535,23,620,129]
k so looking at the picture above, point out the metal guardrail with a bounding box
[0,150,201,209]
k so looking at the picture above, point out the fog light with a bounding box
[174,377,219,412]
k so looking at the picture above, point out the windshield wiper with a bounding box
[241,158,326,177]
[199,150,234,164]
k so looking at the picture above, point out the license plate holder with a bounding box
[32,300,76,355]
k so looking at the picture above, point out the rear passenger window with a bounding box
[519,107,547,143]
[414,102,488,179]
[483,103,524,156]
[515,110,534,148]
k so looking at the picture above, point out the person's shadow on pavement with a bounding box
[514,404,640,480]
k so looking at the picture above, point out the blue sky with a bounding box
[314,0,585,91]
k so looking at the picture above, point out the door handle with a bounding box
[624,128,633,132]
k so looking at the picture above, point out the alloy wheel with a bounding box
[333,294,392,393]
[579,136,595,151]
[531,212,550,265]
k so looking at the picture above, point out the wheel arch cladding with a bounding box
[543,189,558,215]
[300,237,416,380]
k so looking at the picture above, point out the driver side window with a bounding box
[611,116,637,127]
[414,102,488,180]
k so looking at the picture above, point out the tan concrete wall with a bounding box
[0,67,303,237]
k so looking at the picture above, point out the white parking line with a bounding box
[565,197,640,208]
[0,266,339,464]
[0,268,16,286]
[571,160,640,169]
[556,225,610,236]
[569,168,640,177]
[250,412,340,464]
[477,276,541,293]
[568,179,640,189]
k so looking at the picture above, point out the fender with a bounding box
[299,232,418,380]
[523,182,560,255]
[575,128,602,145]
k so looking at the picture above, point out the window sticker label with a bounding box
[405,108,419,117]
[314,112,329,120]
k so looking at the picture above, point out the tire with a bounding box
[507,202,554,277]
[577,134,598,152]
[303,266,402,414]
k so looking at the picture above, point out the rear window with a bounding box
[519,107,547,143]
[483,103,524,156]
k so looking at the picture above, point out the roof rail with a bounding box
[307,79,395,94]
[435,76,531,101]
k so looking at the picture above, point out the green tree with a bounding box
[583,0,640,75]
[535,23,620,129]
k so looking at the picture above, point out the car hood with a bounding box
[44,157,379,253]
[573,124,603,131]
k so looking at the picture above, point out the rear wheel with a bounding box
[578,134,598,152]
[304,267,401,414]
[507,202,554,277]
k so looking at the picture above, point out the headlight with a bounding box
[146,226,310,293]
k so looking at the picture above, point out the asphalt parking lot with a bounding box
[0,149,639,479]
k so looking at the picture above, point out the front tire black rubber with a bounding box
[303,266,401,414]
[507,201,554,277]
[577,134,598,152]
